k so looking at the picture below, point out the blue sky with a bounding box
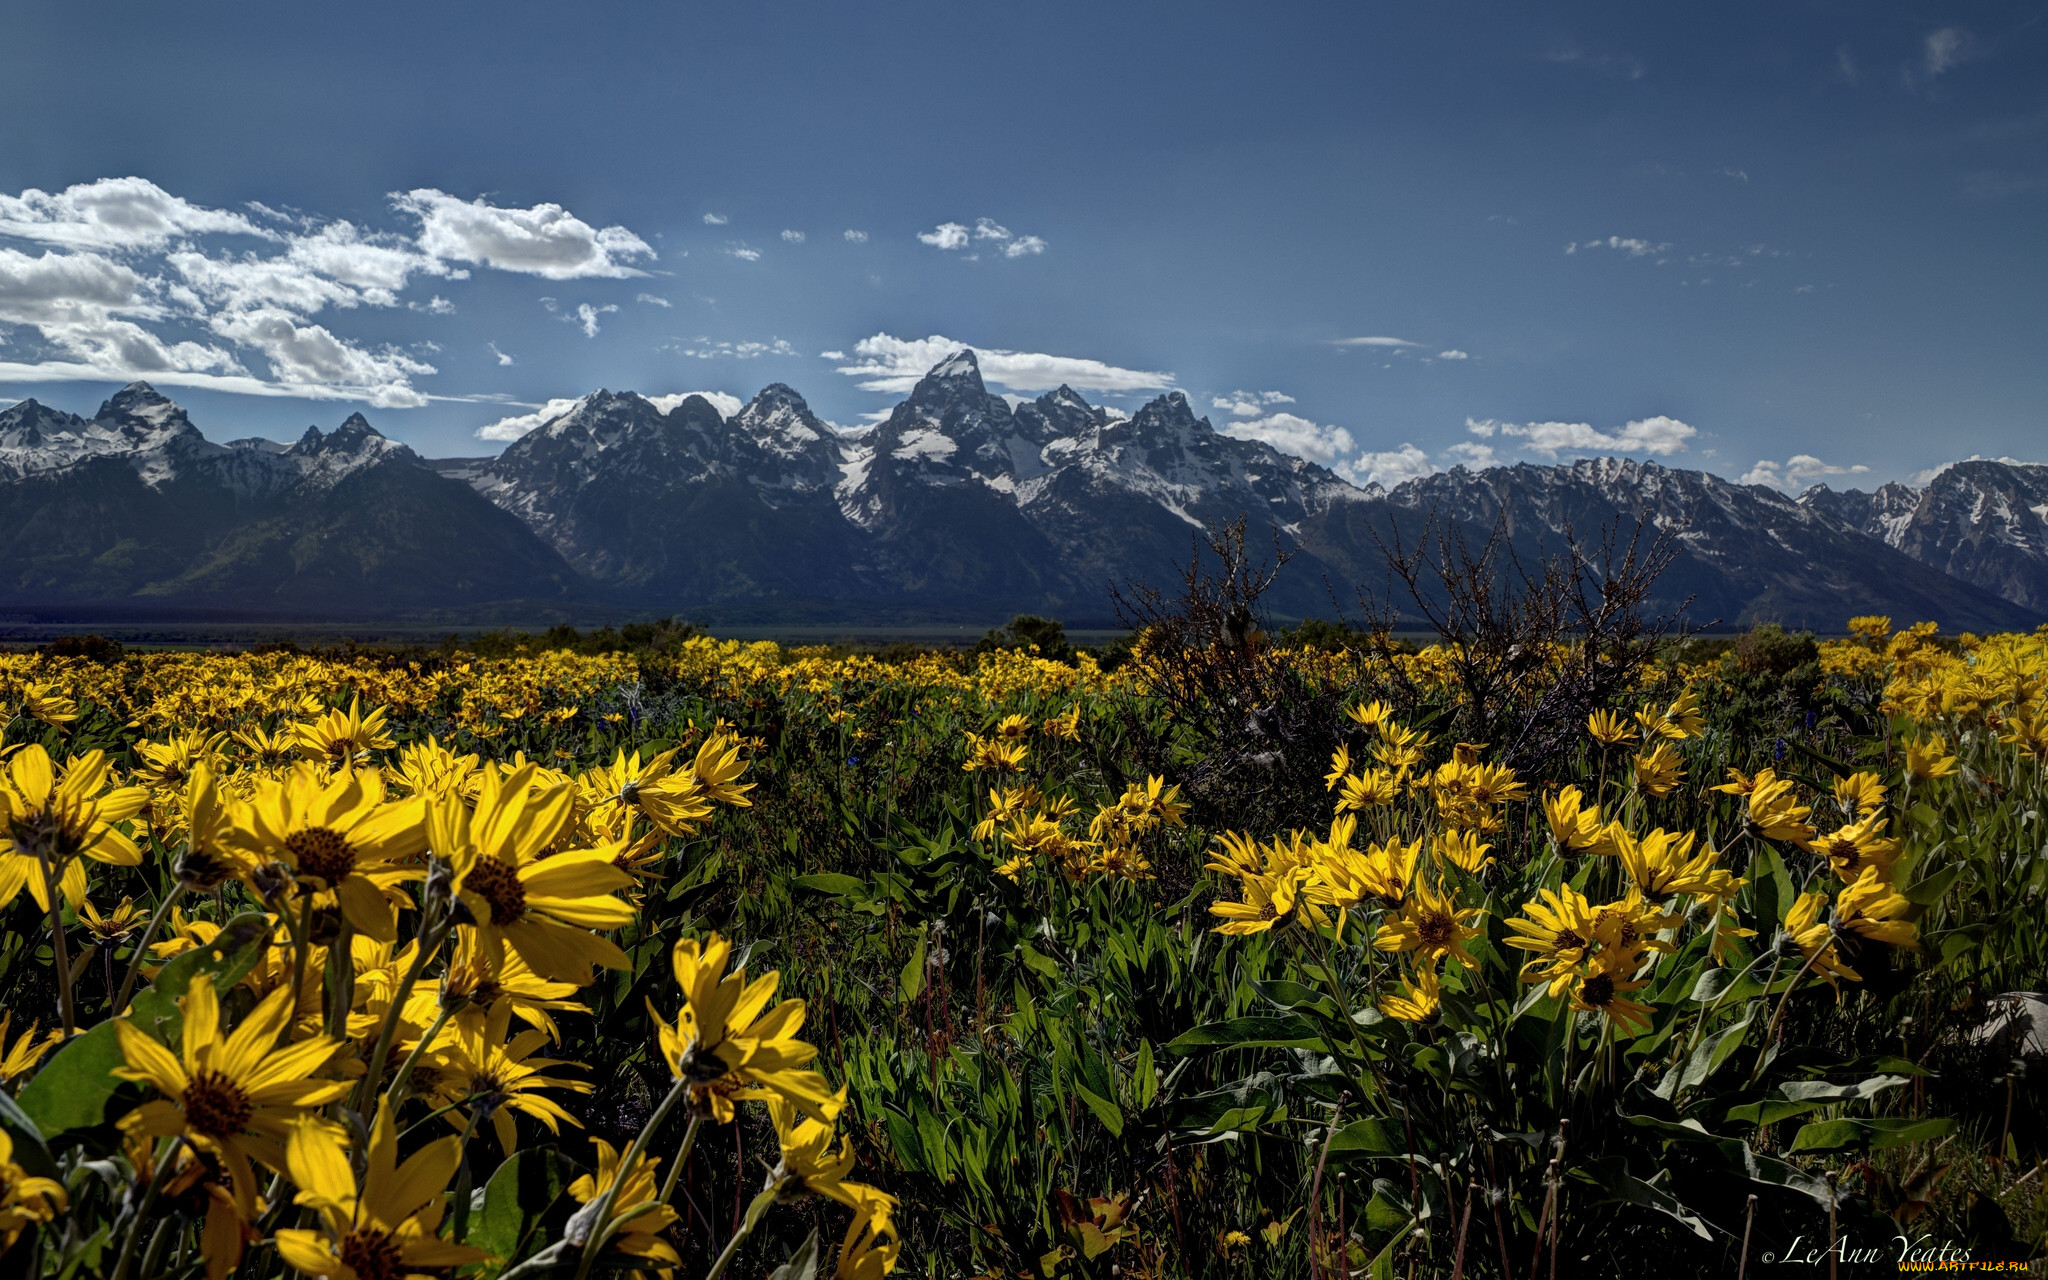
[0,0,2042,490]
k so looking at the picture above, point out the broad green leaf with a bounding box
[1675,1002,1755,1093]
[1071,1081,1124,1137]
[1017,943,1060,980]
[899,932,928,1003]
[470,1147,576,1266]
[1789,1116,1953,1152]
[1326,1117,1404,1158]
[15,1021,126,1140]
[1902,864,1960,908]
[1166,1016,1328,1054]
[1580,1155,1710,1239]
[0,1090,57,1180]
[790,873,866,897]
[768,1229,822,1280]
[124,912,273,1046]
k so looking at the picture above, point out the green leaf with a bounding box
[899,932,928,1003]
[1017,943,1060,980]
[1071,1081,1124,1137]
[470,1148,575,1266]
[124,912,273,1046]
[790,873,866,897]
[768,1229,822,1280]
[1675,1002,1756,1093]
[0,1090,57,1181]
[1789,1116,1953,1153]
[1165,1015,1328,1054]
[1254,980,1339,1017]
[1326,1117,1404,1158]
[1580,1155,1710,1239]
[15,1021,126,1140]
[1902,864,1960,907]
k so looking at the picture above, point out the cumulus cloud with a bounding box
[0,176,273,251]
[670,337,799,359]
[833,332,1174,395]
[843,229,868,243]
[206,307,433,406]
[474,396,584,441]
[1212,390,1296,417]
[974,218,1011,241]
[569,303,618,337]
[917,222,970,250]
[1438,349,1470,360]
[780,229,805,243]
[1004,235,1047,258]
[1469,414,1697,458]
[647,390,744,419]
[1741,454,1871,490]
[1345,444,1436,488]
[1223,412,1355,464]
[393,190,653,279]
[702,212,729,225]
[635,292,671,307]
[725,244,761,262]
[1444,440,1497,468]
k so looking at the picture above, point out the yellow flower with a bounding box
[19,681,78,729]
[962,732,1029,773]
[429,1000,588,1155]
[112,976,350,1222]
[1209,871,1300,935]
[1373,878,1484,967]
[289,696,396,765]
[1785,890,1860,986]
[835,1189,903,1279]
[1586,709,1638,746]
[766,1093,893,1212]
[433,763,637,985]
[1345,700,1391,729]
[1631,741,1685,798]
[1803,812,1902,884]
[0,1011,62,1083]
[685,731,754,808]
[1831,770,1886,818]
[1847,615,1892,645]
[77,895,149,944]
[0,746,146,912]
[1334,768,1399,812]
[1568,952,1656,1032]
[1043,705,1083,741]
[274,1099,489,1280]
[1611,827,1734,900]
[134,729,228,792]
[1504,884,1597,997]
[1903,736,1959,782]
[1433,829,1493,874]
[1661,688,1704,738]
[1323,744,1352,790]
[1377,963,1441,1022]
[657,932,841,1124]
[419,931,585,1044]
[1714,768,1815,844]
[994,712,1032,739]
[231,723,297,768]
[0,1127,66,1251]
[1833,867,1919,951]
[567,1139,681,1279]
[225,764,428,942]
[1543,786,1613,855]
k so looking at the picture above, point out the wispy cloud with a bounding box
[1741,454,1870,490]
[569,302,617,337]
[843,229,868,244]
[488,342,514,366]
[1468,414,1697,457]
[1564,235,1669,258]
[1330,335,1419,348]
[702,212,729,225]
[1542,46,1646,81]
[669,337,799,359]
[780,229,805,243]
[1924,27,1978,77]
[833,332,1172,395]
[1212,390,1296,417]
[917,222,969,250]
[917,217,1047,258]
[724,244,761,262]
[635,292,671,307]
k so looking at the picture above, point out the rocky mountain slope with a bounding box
[0,361,2040,629]
[1801,459,2048,615]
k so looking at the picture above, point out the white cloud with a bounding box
[1925,27,1976,76]
[1223,412,1354,464]
[670,337,799,360]
[1565,236,1670,258]
[1473,414,1697,458]
[1345,444,1435,487]
[1438,349,1470,360]
[973,218,1011,241]
[1330,335,1418,347]
[0,176,273,252]
[569,303,618,337]
[917,222,970,250]
[1741,454,1871,490]
[843,229,868,243]
[1003,235,1047,258]
[489,342,514,366]
[702,213,729,225]
[647,390,744,419]
[1444,441,1498,468]
[1715,167,1750,183]
[393,189,653,279]
[1212,390,1296,417]
[833,332,1174,395]
[780,229,805,243]
[206,307,433,407]
[635,292,670,307]
[475,396,584,441]
[725,244,761,262]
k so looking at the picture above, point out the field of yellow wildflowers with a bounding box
[0,616,2040,1278]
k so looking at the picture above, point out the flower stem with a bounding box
[109,1136,184,1280]
[36,852,74,1036]
[356,915,447,1110]
[112,879,188,1015]
[658,1113,705,1205]
[573,1075,692,1280]
[385,1004,455,1107]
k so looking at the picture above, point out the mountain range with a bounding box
[0,351,2040,632]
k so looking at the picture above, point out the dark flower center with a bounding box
[1417,913,1454,948]
[183,1068,253,1137]
[287,827,355,884]
[339,1229,407,1280]
[1580,973,1616,1006]
[1555,928,1586,952]
[465,857,527,925]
